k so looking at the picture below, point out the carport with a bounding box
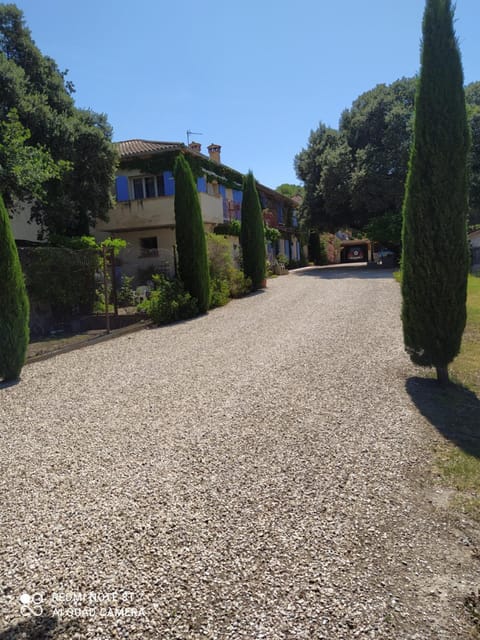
[340,239,372,263]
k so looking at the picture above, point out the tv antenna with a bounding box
[186,130,203,145]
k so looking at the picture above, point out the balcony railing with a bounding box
[139,248,159,258]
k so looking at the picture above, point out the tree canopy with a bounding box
[0,4,117,237]
[296,75,480,235]
[275,183,305,199]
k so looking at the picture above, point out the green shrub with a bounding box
[207,233,232,280]
[21,244,97,316]
[210,278,230,308]
[136,264,166,284]
[141,275,198,324]
[265,225,281,243]
[213,220,241,236]
[228,269,252,297]
[117,275,135,307]
[207,234,251,299]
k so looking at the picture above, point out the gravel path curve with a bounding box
[0,266,477,639]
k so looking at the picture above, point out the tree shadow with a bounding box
[0,614,83,639]
[406,377,480,458]
[0,378,21,390]
[293,265,396,280]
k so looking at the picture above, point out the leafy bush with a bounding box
[228,269,252,297]
[140,275,198,324]
[265,225,281,243]
[20,244,97,317]
[207,234,251,299]
[117,275,135,307]
[213,219,241,236]
[207,234,232,280]
[210,278,230,308]
[136,264,168,285]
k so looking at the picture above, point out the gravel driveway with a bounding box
[0,266,477,639]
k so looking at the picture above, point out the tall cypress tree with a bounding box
[401,0,470,385]
[240,171,266,290]
[0,194,29,382]
[174,154,210,313]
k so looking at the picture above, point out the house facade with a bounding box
[95,140,301,281]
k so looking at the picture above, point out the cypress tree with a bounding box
[401,0,470,385]
[240,171,266,290]
[308,231,323,265]
[174,154,210,313]
[0,194,29,382]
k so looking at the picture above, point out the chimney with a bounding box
[189,141,202,153]
[207,143,221,164]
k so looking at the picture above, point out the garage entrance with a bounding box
[340,240,372,263]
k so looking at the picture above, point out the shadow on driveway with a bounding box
[292,264,397,280]
[406,376,480,458]
[0,613,83,640]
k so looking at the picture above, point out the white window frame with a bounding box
[130,175,165,200]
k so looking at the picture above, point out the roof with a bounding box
[115,139,184,158]
[114,138,299,208]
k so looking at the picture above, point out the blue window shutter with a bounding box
[164,171,175,196]
[277,204,283,224]
[115,176,129,202]
[197,177,207,193]
[219,185,226,199]
[232,190,243,204]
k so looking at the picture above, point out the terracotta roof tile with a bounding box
[115,139,184,158]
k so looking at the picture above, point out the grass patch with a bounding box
[433,275,480,520]
[451,275,480,391]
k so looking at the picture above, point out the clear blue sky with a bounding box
[12,0,480,188]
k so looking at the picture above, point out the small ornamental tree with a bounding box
[0,194,29,382]
[174,154,210,313]
[401,0,470,385]
[240,171,266,289]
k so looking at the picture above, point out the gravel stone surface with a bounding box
[0,266,478,639]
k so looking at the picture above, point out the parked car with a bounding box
[346,246,365,261]
[373,247,396,265]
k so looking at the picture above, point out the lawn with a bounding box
[451,275,480,391]
[434,275,480,521]
[395,271,480,520]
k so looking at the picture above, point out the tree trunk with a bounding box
[436,366,450,386]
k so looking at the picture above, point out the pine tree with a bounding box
[240,172,266,290]
[174,154,210,313]
[0,194,29,382]
[401,0,470,385]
